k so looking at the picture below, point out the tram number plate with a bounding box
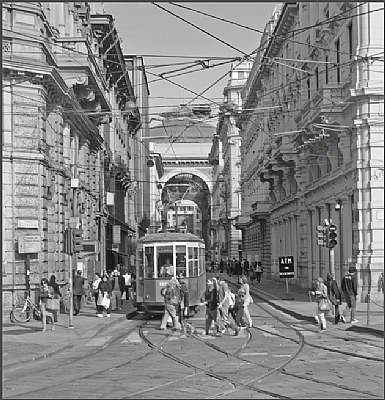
[279,256,294,278]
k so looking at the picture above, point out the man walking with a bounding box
[200,279,220,336]
[110,269,125,311]
[340,266,359,324]
[73,270,85,316]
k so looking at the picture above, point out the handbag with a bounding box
[318,298,332,312]
[46,297,60,311]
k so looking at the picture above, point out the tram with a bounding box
[134,232,206,316]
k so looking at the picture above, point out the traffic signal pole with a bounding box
[329,246,335,278]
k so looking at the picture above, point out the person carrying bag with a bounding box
[309,277,330,332]
[96,274,112,318]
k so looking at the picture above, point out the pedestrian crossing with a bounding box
[85,325,316,345]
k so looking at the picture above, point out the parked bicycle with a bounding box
[10,291,41,323]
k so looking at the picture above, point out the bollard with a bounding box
[367,293,370,326]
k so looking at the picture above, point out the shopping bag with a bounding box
[46,298,60,311]
[101,294,110,309]
[318,298,332,312]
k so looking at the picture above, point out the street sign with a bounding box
[279,256,295,278]
[18,235,41,254]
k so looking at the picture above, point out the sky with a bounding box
[103,2,277,124]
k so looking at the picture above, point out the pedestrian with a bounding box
[235,259,242,283]
[240,275,253,328]
[92,272,102,312]
[219,259,224,273]
[325,272,342,324]
[160,278,182,331]
[340,266,359,324]
[48,275,62,322]
[122,270,132,301]
[255,261,263,284]
[309,277,329,332]
[110,269,125,311]
[231,289,248,329]
[243,259,250,276]
[39,278,55,332]
[97,273,112,317]
[177,275,195,337]
[217,277,240,336]
[73,270,85,316]
[199,279,220,336]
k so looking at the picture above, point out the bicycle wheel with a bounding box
[10,301,33,323]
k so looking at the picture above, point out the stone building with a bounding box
[209,61,252,262]
[2,2,144,306]
[237,2,384,302]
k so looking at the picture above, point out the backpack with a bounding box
[163,285,179,306]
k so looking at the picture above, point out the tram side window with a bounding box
[188,247,199,277]
[145,247,154,278]
[158,246,173,277]
[176,245,186,278]
[193,247,198,276]
[137,249,144,278]
[199,247,205,275]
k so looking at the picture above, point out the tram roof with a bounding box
[139,232,204,244]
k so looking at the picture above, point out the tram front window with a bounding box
[158,246,173,277]
[144,247,154,278]
[176,245,186,278]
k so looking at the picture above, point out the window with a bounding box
[336,39,341,83]
[157,246,173,278]
[144,247,154,278]
[176,245,187,278]
[315,68,319,90]
[188,247,199,277]
[348,23,353,59]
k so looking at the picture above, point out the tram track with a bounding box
[3,288,383,399]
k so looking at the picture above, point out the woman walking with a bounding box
[325,273,342,324]
[240,275,253,328]
[40,278,55,332]
[97,274,112,318]
[92,273,102,313]
[48,275,62,322]
[309,277,329,332]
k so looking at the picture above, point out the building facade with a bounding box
[2,2,144,306]
[237,2,384,302]
[210,61,252,262]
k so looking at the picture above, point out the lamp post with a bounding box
[218,179,229,259]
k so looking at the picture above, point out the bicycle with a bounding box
[10,292,41,323]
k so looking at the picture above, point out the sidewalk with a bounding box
[223,273,384,337]
[2,299,137,369]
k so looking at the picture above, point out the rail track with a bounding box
[3,282,383,399]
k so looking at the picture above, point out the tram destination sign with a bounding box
[279,256,295,278]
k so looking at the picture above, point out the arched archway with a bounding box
[160,173,211,253]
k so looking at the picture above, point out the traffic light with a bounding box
[328,224,337,248]
[73,228,84,253]
[316,225,326,246]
